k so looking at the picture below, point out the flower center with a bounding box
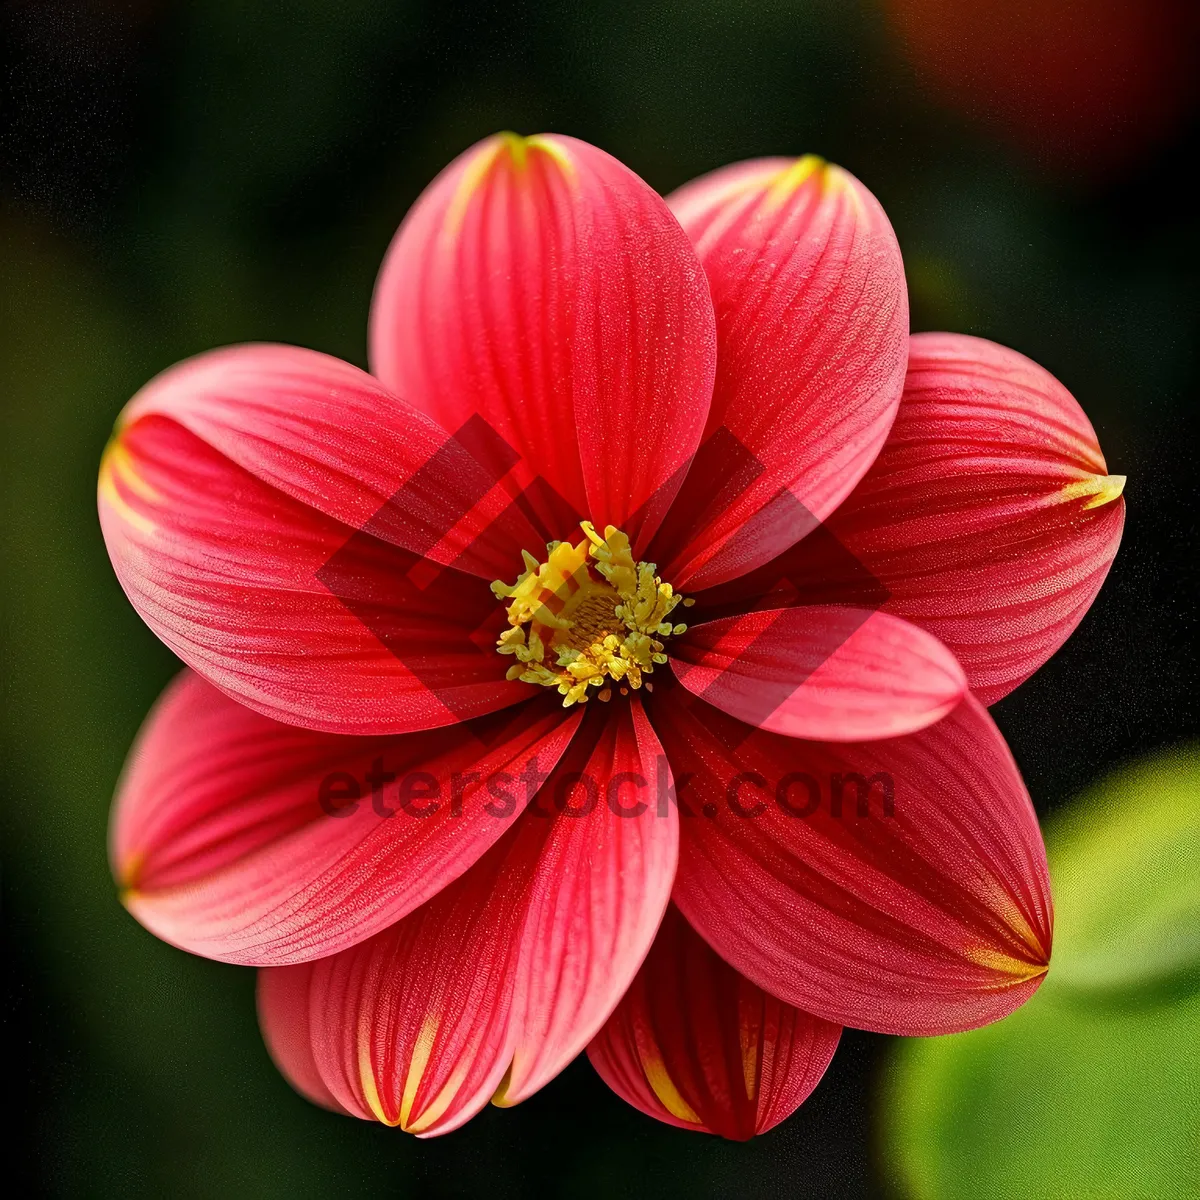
[491,522,692,706]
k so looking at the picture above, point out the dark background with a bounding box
[3,1,1197,1196]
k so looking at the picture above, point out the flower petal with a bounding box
[113,672,580,965]
[587,905,840,1140]
[671,606,966,741]
[115,342,543,577]
[260,834,527,1134]
[368,133,717,548]
[656,156,908,588]
[496,700,677,1105]
[100,360,535,733]
[718,333,1125,704]
[257,962,351,1114]
[653,685,1052,1035]
[257,700,676,1132]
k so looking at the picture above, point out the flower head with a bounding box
[101,133,1124,1137]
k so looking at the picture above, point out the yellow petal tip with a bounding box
[1060,473,1127,509]
[446,133,573,233]
[763,154,828,211]
[490,1059,517,1108]
[496,130,572,174]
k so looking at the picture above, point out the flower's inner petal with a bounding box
[100,413,534,735]
[656,155,908,590]
[100,343,568,735]
[495,701,678,1106]
[369,133,717,550]
[671,605,967,741]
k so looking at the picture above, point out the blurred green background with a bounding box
[2,1,1197,1196]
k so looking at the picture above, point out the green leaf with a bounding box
[885,988,1199,1200]
[1047,747,1200,995]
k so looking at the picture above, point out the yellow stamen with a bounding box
[491,523,688,706]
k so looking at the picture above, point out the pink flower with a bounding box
[100,134,1125,1137]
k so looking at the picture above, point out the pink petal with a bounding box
[260,835,527,1134]
[368,133,717,549]
[671,605,966,741]
[719,332,1125,704]
[653,687,1053,1035]
[100,359,535,733]
[587,905,840,1140]
[113,672,579,965]
[117,342,543,577]
[257,962,350,1114]
[497,700,678,1105]
[657,157,908,588]
[258,701,677,1132]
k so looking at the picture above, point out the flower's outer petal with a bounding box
[496,700,677,1106]
[587,905,840,1140]
[671,606,966,741]
[716,333,1125,705]
[657,157,907,588]
[100,396,531,734]
[115,343,543,577]
[262,834,529,1134]
[369,133,717,549]
[257,962,351,1114]
[654,686,1052,1035]
[258,702,674,1133]
[113,672,579,965]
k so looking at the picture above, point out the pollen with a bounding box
[491,522,692,706]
